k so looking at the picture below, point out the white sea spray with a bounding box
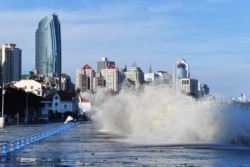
[91,85,250,145]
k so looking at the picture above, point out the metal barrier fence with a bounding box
[1,122,77,154]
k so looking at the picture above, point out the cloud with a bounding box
[0,1,250,97]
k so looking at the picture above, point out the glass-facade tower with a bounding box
[175,57,189,79]
[35,13,61,89]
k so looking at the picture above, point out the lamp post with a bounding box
[0,84,5,128]
[72,97,75,118]
[25,91,28,125]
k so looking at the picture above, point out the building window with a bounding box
[55,103,58,106]
[181,79,190,85]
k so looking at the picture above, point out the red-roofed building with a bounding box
[107,64,119,69]
[76,64,95,92]
[81,98,89,102]
[81,64,92,70]
[101,65,124,93]
[78,97,91,114]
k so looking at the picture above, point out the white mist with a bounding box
[91,85,250,145]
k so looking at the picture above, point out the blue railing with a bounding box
[1,122,77,154]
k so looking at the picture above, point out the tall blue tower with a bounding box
[35,13,61,89]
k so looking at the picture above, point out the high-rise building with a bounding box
[35,13,61,89]
[175,57,189,79]
[0,43,22,84]
[97,57,115,73]
[76,64,95,92]
[101,64,124,93]
[61,74,75,92]
[174,57,207,97]
[124,62,144,89]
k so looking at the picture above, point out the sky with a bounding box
[0,0,250,98]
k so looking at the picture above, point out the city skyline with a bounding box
[0,0,250,98]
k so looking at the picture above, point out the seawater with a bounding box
[92,85,250,145]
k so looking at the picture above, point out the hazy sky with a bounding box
[0,0,249,98]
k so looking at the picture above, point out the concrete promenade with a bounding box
[0,122,79,166]
[0,122,66,145]
[0,121,150,166]
[1,121,250,166]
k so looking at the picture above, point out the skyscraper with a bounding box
[35,13,61,89]
[0,43,22,84]
[175,57,189,79]
[97,57,115,73]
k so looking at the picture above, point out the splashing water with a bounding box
[91,85,250,145]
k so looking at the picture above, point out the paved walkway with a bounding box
[1,121,250,166]
[0,122,65,144]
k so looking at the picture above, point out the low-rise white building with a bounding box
[144,73,159,83]
[78,97,91,113]
[13,79,43,96]
[45,90,77,114]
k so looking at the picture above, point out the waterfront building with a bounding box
[35,13,61,90]
[0,43,22,84]
[13,79,43,96]
[45,90,77,114]
[174,57,209,97]
[76,64,95,92]
[124,62,144,89]
[101,64,124,93]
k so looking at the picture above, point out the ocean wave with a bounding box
[91,85,250,145]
